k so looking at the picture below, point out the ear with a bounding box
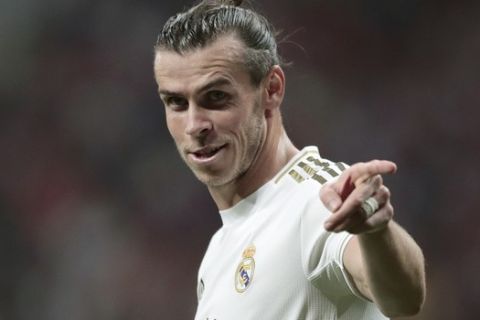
[263,65,285,114]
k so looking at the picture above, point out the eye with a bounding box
[207,90,227,102]
[164,96,188,110]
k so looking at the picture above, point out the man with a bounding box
[153,1,426,319]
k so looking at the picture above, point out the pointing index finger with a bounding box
[350,160,397,187]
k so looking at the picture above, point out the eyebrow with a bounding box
[158,77,233,97]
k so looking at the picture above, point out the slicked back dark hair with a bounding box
[155,0,281,86]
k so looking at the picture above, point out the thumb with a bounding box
[320,183,343,212]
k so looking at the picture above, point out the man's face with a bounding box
[154,35,267,187]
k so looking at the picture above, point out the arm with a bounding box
[344,222,426,317]
[320,160,426,317]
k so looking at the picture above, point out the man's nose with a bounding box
[185,105,213,137]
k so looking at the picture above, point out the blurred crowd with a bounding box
[1,0,479,319]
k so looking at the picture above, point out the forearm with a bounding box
[322,161,426,316]
[356,221,426,317]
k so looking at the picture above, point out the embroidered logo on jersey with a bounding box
[235,244,256,293]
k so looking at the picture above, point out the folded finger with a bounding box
[324,177,381,229]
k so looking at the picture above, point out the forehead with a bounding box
[154,35,250,92]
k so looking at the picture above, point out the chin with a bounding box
[198,175,232,188]
[194,170,239,188]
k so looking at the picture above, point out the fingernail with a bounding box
[324,222,333,230]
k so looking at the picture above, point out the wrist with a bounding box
[358,220,392,241]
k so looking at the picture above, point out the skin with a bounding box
[321,161,426,316]
[154,34,298,209]
[154,34,425,317]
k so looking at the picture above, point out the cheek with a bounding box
[216,108,248,135]
[166,114,184,141]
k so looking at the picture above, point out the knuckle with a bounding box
[372,175,383,187]
[371,159,381,168]
[382,186,391,198]
[388,204,394,217]
[382,203,394,219]
[377,174,383,185]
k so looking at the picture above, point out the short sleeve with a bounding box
[300,192,359,300]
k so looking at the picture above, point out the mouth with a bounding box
[188,144,227,163]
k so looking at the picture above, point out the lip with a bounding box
[188,144,227,165]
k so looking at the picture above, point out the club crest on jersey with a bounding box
[235,244,256,293]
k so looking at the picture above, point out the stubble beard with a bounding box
[181,101,265,188]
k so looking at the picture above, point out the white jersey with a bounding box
[195,146,388,320]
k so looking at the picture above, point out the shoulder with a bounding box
[274,146,348,188]
[267,147,349,226]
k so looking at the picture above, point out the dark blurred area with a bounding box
[0,0,479,319]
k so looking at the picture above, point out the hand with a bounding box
[321,160,397,234]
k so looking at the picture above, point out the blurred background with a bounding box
[1,0,479,319]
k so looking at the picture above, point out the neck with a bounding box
[208,114,299,210]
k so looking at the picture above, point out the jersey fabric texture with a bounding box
[194,146,388,320]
